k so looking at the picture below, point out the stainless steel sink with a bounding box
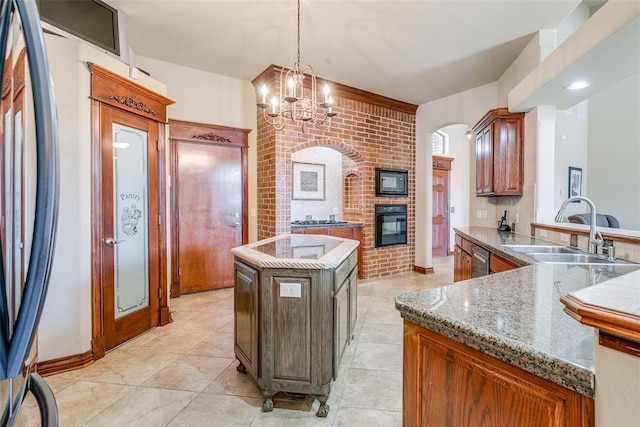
[529,253,636,265]
[502,245,580,254]
[502,244,637,265]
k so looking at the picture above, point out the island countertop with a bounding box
[231,233,359,270]
[395,226,640,398]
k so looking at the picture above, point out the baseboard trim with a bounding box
[37,350,94,377]
[413,265,434,274]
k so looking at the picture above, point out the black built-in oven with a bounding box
[375,204,407,247]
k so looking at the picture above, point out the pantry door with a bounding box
[89,63,173,357]
[100,105,161,350]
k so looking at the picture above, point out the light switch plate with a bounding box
[280,282,301,298]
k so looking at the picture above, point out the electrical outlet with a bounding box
[476,210,482,219]
[482,210,488,219]
[250,208,256,217]
[280,282,301,298]
[515,213,520,224]
[560,233,570,243]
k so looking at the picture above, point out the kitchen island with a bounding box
[231,234,359,417]
[290,220,364,278]
[395,227,640,426]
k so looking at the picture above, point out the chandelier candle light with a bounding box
[257,0,336,131]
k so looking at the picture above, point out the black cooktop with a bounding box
[292,220,347,225]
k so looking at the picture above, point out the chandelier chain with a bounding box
[296,0,301,68]
[255,0,336,131]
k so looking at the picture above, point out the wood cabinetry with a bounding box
[233,248,358,417]
[454,232,522,281]
[453,234,473,282]
[473,108,525,196]
[490,252,519,274]
[403,321,594,427]
[233,260,259,379]
[292,225,363,278]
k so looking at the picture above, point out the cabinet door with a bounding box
[234,260,259,378]
[462,251,473,280]
[454,246,462,282]
[494,117,523,195]
[403,322,593,427]
[348,267,358,341]
[334,281,349,375]
[476,126,493,195]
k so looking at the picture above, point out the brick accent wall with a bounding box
[254,66,417,279]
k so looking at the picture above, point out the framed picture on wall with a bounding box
[293,162,325,200]
[568,166,582,198]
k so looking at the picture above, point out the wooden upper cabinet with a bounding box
[473,108,524,196]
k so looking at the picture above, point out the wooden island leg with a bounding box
[316,393,330,417]
[262,390,275,412]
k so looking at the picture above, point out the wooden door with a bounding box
[170,120,249,296]
[100,105,161,350]
[432,156,452,257]
[89,63,173,358]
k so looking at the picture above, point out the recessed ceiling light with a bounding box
[565,81,591,90]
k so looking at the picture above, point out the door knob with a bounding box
[104,237,124,246]
[230,222,240,228]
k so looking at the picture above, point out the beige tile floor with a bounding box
[17,257,453,426]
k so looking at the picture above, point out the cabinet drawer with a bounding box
[334,250,357,291]
[347,250,357,273]
[461,238,473,255]
[330,227,354,239]
[334,258,350,290]
[304,228,329,235]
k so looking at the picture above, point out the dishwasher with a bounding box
[472,245,490,277]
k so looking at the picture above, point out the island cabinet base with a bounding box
[402,321,594,427]
[233,245,358,418]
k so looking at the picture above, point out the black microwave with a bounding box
[375,168,408,196]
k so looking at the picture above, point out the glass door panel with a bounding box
[112,123,149,319]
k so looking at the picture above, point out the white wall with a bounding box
[497,30,556,105]
[291,147,343,221]
[554,102,588,210]
[39,35,169,360]
[586,72,640,229]
[438,125,470,251]
[415,82,497,269]
[556,2,591,47]
[133,56,259,242]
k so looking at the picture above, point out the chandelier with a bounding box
[257,0,336,131]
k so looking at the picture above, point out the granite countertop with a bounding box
[395,226,640,398]
[290,221,364,229]
[231,233,359,269]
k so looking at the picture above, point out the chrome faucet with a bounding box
[555,196,603,254]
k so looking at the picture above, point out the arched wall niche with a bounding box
[286,138,366,225]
